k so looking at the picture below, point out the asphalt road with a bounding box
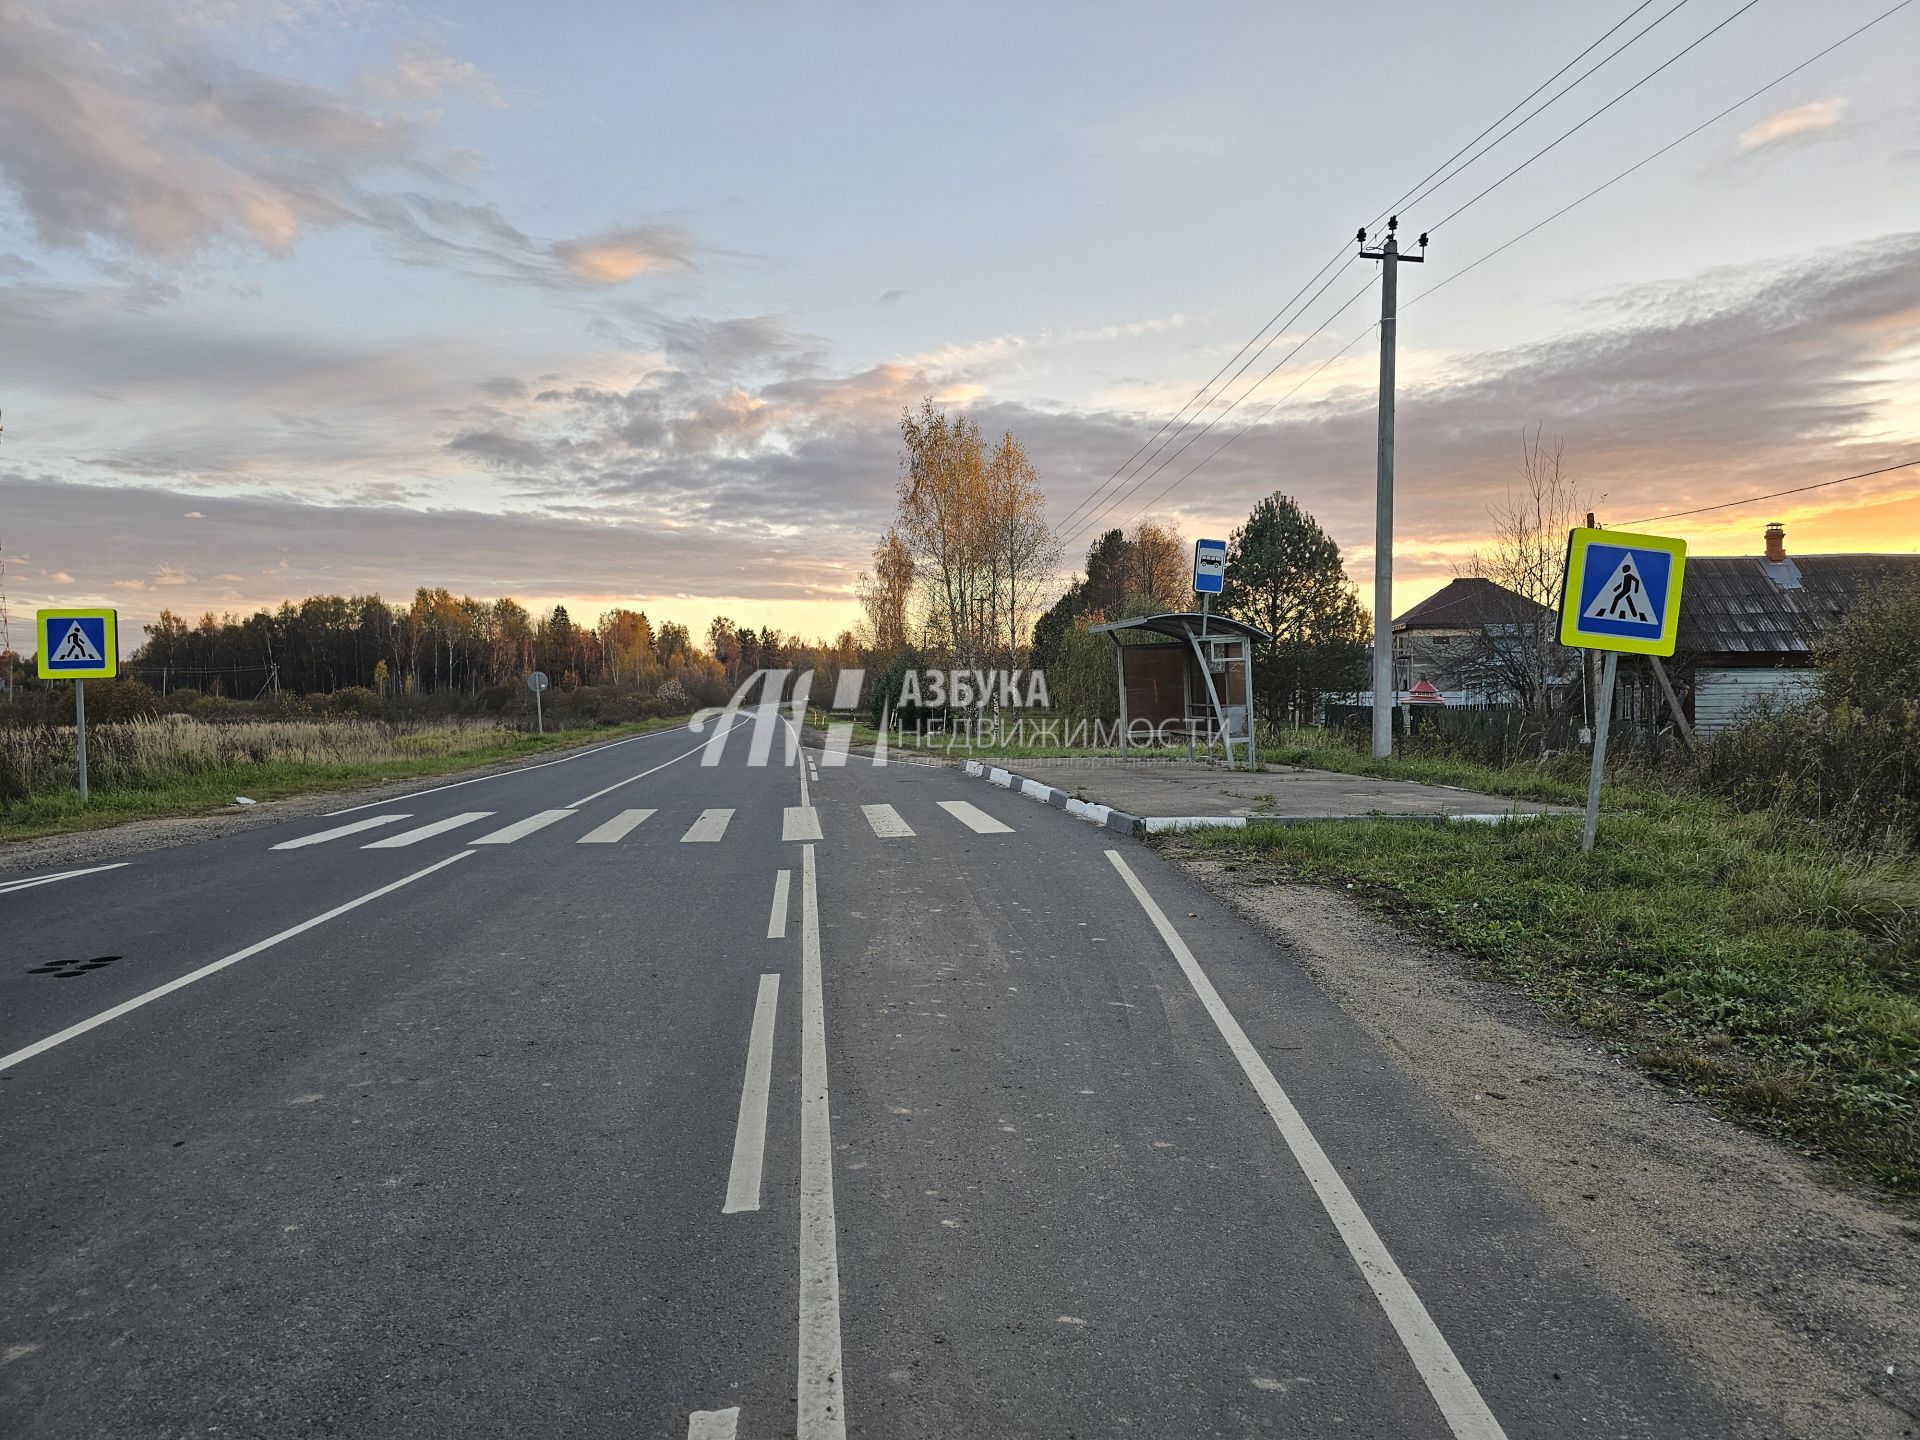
[0,709,1735,1438]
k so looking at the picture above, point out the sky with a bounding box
[2,0,1918,656]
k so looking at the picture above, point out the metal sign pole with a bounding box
[74,678,89,802]
[534,685,544,735]
[1580,651,1618,854]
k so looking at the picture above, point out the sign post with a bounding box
[526,669,549,735]
[1557,528,1687,852]
[36,608,119,802]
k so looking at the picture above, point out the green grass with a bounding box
[0,716,690,843]
[1174,793,1920,1205]
[1257,732,1595,805]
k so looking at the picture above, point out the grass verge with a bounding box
[0,716,692,843]
[1172,793,1920,1207]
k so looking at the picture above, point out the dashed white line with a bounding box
[272,815,410,850]
[767,870,792,939]
[471,808,574,845]
[575,808,654,844]
[0,862,130,895]
[937,799,1013,835]
[783,806,823,842]
[687,1409,740,1440]
[1105,850,1508,1440]
[859,804,914,838]
[681,808,735,843]
[363,811,493,848]
[723,973,782,1215]
[797,843,847,1440]
[0,852,475,1073]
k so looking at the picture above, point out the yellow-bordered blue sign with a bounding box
[36,608,119,679]
[1558,529,1685,656]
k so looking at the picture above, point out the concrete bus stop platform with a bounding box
[961,756,1573,835]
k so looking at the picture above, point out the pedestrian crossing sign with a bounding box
[1558,529,1685,656]
[36,608,119,679]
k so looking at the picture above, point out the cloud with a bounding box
[551,226,697,285]
[1737,98,1848,154]
[878,288,910,305]
[0,2,689,284]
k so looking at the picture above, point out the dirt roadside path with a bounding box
[1180,857,1919,1440]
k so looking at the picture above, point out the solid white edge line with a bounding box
[767,870,791,939]
[797,843,847,1440]
[780,713,811,806]
[0,852,475,1074]
[723,972,782,1214]
[567,718,751,808]
[0,862,130,895]
[687,1408,740,1440]
[325,722,698,816]
[1104,850,1508,1440]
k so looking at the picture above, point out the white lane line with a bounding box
[859,803,914,839]
[937,799,1013,835]
[271,815,411,850]
[783,805,823,842]
[363,811,493,848]
[0,852,474,1074]
[325,723,696,816]
[688,1409,740,1440]
[1105,850,1508,1440]
[681,808,734,843]
[568,718,752,809]
[575,808,654,844]
[471,808,574,845]
[797,843,847,1440]
[0,863,130,895]
[723,973,782,1214]
[780,713,810,806]
[767,870,791,939]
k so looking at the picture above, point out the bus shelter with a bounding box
[1088,612,1268,770]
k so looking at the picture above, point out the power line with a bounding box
[1053,0,1682,545]
[1060,261,1365,548]
[1621,459,1920,524]
[1401,0,1695,220]
[1406,0,1915,311]
[1427,0,1761,234]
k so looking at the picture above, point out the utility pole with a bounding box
[1359,218,1426,759]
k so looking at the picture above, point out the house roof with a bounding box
[1392,577,1547,631]
[1678,554,1920,656]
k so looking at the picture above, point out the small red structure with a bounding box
[1407,678,1446,706]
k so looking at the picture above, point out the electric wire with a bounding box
[1620,460,1920,524]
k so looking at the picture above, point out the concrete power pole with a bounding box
[1358,218,1426,759]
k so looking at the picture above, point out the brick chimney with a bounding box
[1764,522,1787,563]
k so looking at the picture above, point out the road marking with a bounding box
[797,843,847,1440]
[723,973,782,1214]
[0,853,474,1074]
[688,1409,740,1440]
[1105,850,1508,1440]
[0,862,129,895]
[325,723,695,816]
[569,718,751,808]
[681,808,734,843]
[781,713,810,806]
[937,799,1012,835]
[859,803,914,838]
[783,805,823,842]
[576,808,654,843]
[471,808,574,845]
[272,815,410,850]
[768,870,791,939]
[363,811,493,848]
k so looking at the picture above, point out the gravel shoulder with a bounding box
[1180,856,1920,1440]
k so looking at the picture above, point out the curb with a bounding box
[961,760,1144,837]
